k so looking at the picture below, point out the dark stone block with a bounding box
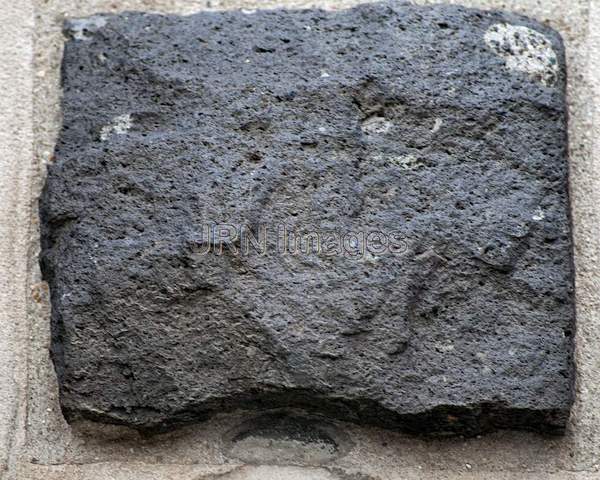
[40,1,575,435]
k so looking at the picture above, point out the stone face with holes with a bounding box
[40,1,574,435]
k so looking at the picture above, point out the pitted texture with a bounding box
[40,1,574,435]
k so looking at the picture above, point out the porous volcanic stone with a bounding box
[40,1,575,435]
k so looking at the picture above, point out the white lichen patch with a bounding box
[436,343,455,353]
[66,16,107,41]
[484,23,558,87]
[388,154,425,171]
[100,114,132,141]
[361,116,392,135]
[532,207,545,221]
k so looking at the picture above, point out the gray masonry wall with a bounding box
[1,0,599,479]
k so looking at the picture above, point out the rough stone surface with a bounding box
[40,1,575,435]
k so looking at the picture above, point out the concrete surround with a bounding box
[1,0,599,479]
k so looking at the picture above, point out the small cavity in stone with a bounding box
[225,414,344,465]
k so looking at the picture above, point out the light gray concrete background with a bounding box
[1,0,599,478]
